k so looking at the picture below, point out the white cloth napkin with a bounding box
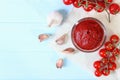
[50,2,120,80]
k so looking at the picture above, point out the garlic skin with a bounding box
[56,33,67,45]
[47,11,63,27]
[56,58,64,69]
[62,48,75,54]
[38,34,49,42]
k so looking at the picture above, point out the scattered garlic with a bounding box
[38,34,49,42]
[62,48,75,54]
[56,33,67,45]
[47,11,63,27]
[56,58,64,69]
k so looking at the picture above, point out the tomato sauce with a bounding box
[72,18,105,51]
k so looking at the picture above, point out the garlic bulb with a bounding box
[62,48,75,54]
[47,11,63,27]
[38,34,50,42]
[56,58,64,69]
[56,33,67,45]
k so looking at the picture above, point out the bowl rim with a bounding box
[71,17,106,53]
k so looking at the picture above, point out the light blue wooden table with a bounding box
[0,0,97,80]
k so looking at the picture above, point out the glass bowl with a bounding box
[71,17,106,52]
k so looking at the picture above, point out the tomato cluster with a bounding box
[63,0,120,15]
[93,34,120,77]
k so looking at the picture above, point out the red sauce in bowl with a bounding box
[71,17,106,52]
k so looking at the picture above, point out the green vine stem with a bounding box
[104,0,111,23]
[105,9,111,23]
[81,0,111,23]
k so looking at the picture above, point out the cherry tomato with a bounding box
[94,2,105,12]
[109,62,117,70]
[110,34,119,43]
[99,48,109,58]
[83,3,94,12]
[105,0,113,3]
[97,0,104,2]
[102,68,110,76]
[63,0,75,5]
[93,61,103,69]
[105,41,115,51]
[112,48,120,56]
[88,0,96,2]
[101,58,109,64]
[73,0,82,8]
[109,55,116,62]
[109,3,120,15]
[95,69,102,77]
[81,1,86,5]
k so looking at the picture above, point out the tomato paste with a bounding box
[72,18,105,51]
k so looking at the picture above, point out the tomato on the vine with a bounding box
[105,41,115,51]
[63,0,75,5]
[94,69,102,77]
[105,0,113,4]
[97,0,105,3]
[99,48,109,58]
[93,61,103,69]
[110,34,119,43]
[109,62,117,70]
[101,58,109,64]
[73,0,82,8]
[112,48,120,56]
[94,2,105,12]
[83,3,94,12]
[88,0,96,2]
[109,55,116,62]
[109,3,120,15]
[102,68,110,76]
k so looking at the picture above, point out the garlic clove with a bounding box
[48,20,55,27]
[62,48,75,54]
[56,33,67,45]
[38,34,49,42]
[47,11,63,27]
[56,58,64,69]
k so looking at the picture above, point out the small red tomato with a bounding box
[105,0,113,3]
[101,58,109,64]
[94,69,102,77]
[110,34,119,43]
[97,0,104,2]
[81,1,86,5]
[99,48,109,58]
[63,0,75,5]
[102,68,110,76]
[112,48,120,56]
[109,55,116,62]
[109,3,120,15]
[73,0,82,8]
[94,2,105,12]
[105,41,115,51]
[83,3,94,12]
[109,62,117,70]
[88,0,96,2]
[93,61,103,69]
